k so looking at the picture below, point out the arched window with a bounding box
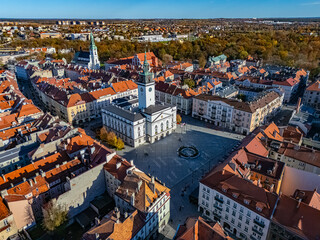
[155,125,158,134]
[138,127,141,137]
[161,123,164,132]
[166,120,169,129]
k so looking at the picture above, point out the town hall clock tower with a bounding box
[138,52,155,109]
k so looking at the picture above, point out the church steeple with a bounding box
[90,32,97,50]
[88,32,100,70]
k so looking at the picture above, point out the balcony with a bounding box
[213,203,223,211]
[215,196,224,203]
[254,219,265,228]
[252,227,263,236]
[250,235,258,240]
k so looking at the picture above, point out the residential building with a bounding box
[174,216,231,240]
[269,142,320,175]
[269,193,320,240]
[303,80,320,110]
[192,91,283,135]
[199,170,278,240]
[155,81,198,115]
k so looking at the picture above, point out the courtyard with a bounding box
[118,116,243,239]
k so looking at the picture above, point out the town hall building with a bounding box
[72,32,100,70]
[102,53,177,147]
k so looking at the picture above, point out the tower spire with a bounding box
[143,51,150,74]
[90,32,97,50]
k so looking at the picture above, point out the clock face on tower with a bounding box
[149,87,152,92]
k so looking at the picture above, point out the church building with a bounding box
[102,53,177,147]
[72,32,100,70]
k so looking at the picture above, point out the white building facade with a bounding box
[102,53,177,147]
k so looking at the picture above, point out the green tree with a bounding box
[183,78,196,89]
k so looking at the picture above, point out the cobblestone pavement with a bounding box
[118,116,244,239]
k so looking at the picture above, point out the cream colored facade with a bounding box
[192,92,283,135]
[0,214,18,240]
[269,150,320,175]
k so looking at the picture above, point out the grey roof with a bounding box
[0,143,38,164]
[104,105,144,122]
[72,51,90,63]
[142,103,171,115]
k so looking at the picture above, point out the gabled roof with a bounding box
[201,170,278,219]
[176,216,231,240]
[306,80,320,92]
[90,87,116,100]
[272,194,320,240]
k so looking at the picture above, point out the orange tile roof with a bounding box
[112,80,137,93]
[90,87,116,100]
[17,103,41,118]
[306,80,320,92]
[272,194,320,240]
[257,122,284,142]
[0,197,10,221]
[176,217,231,240]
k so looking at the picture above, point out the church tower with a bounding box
[138,52,155,109]
[88,32,100,70]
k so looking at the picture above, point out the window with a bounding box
[246,218,250,225]
[238,222,241,228]
[232,210,236,217]
[225,215,229,220]
[247,211,251,217]
[226,207,229,213]
[233,203,237,209]
[227,199,230,205]
[240,206,244,213]
[231,218,235,224]
[239,215,242,221]
[155,125,158,134]
[244,226,248,232]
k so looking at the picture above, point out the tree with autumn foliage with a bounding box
[115,138,124,150]
[176,114,182,124]
[42,201,68,232]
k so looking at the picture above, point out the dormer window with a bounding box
[244,199,250,205]
[232,193,239,198]
[256,206,262,212]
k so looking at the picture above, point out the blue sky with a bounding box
[1,0,319,19]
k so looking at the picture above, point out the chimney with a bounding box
[124,212,128,218]
[29,180,33,187]
[296,97,301,113]
[116,162,121,169]
[23,177,26,182]
[150,177,156,193]
[1,175,5,182]
[130,160,134,166]
[297,198,302,208]
[130,192,135,206]
[95,217,100,226]
[270,184,274,192]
